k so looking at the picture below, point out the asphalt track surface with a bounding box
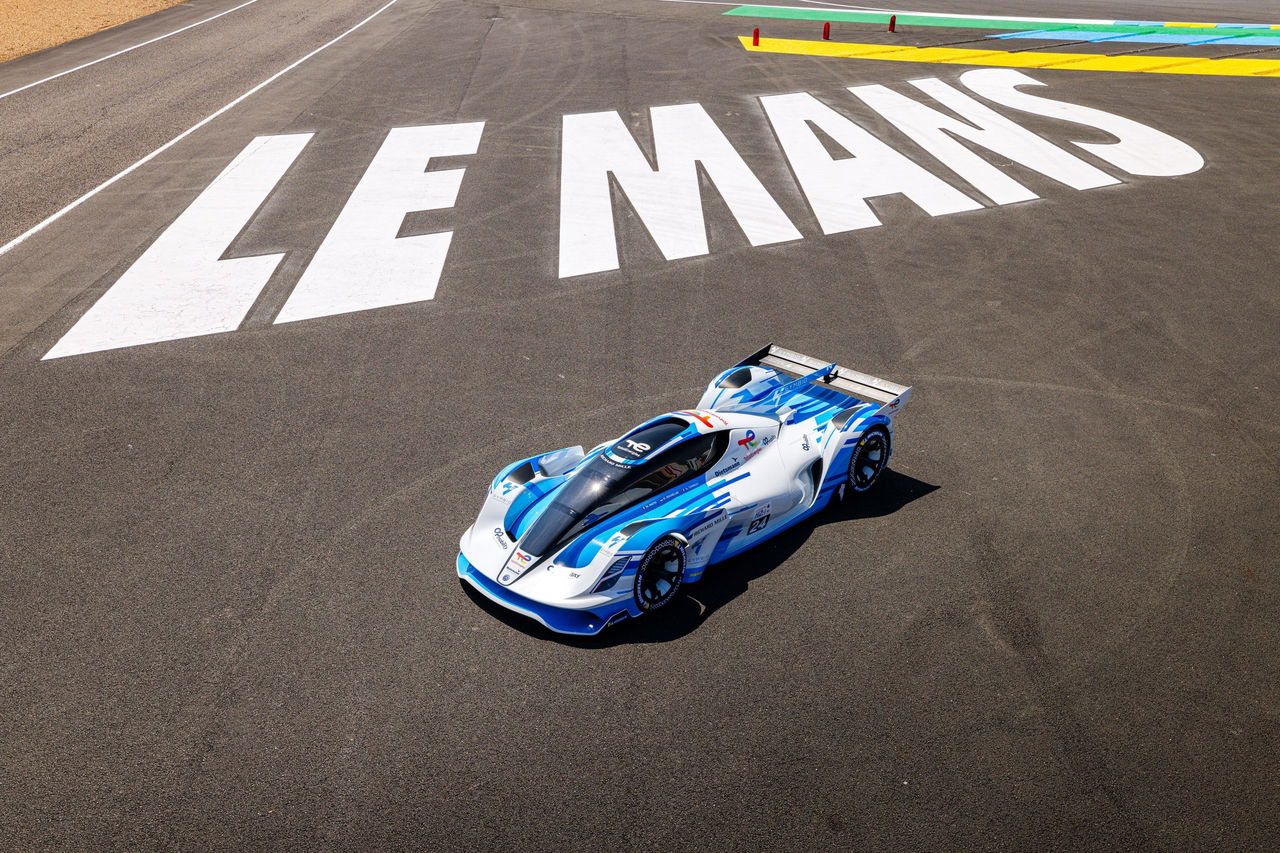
[2,0,1277,850]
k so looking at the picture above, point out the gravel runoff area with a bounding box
[0,0,186,62]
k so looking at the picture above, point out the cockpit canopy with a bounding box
[520,420,728,557]
[603,417,689,466]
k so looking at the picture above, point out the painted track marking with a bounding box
[0,0,402,261]
[43,134,315,360]
[0,0,266,102]
[719,4,1279,30]
[991,30,1280,46]
[739,37,1280,77]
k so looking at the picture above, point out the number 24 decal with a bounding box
[748,515,770,535]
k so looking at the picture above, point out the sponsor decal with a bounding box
[493,527,510,548]
[622,438,650,455]
[753,502,772,519]
[737,430,759,449]
[493,479,520,504]
[802,433,811,452]
[741,434,771,463]
[513,549,533,565]
[678,409,725,430]
[608,436,655,463]
[688,515,722,541]
[687,514,725,559]
[710,460,742,479]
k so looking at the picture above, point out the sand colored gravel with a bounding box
[0,0,187,62]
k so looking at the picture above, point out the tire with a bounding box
[847,427,890,494]
[634,537,685,613]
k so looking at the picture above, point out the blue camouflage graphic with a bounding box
[458,345,913,635]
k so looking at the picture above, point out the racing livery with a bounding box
[457,345,912,635]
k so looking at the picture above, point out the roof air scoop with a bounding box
[538,446,585,477]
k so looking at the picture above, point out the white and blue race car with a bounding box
[458,345,912,635]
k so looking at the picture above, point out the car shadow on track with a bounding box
[460,469,939,646]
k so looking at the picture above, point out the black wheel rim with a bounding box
[850,433,887,490]
[639,543,682,605]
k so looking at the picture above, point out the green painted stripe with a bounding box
[724,7,1050,31]
[723,7,1279,38]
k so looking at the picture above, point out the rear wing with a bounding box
[735,344,912,410]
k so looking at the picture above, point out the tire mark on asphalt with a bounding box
[965,524,1153,847]
[910,372,1278,436]
[164,383,702,772]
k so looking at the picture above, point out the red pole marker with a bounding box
[823,21,830,40]
[889,14,897,32]
[752,27,760,46]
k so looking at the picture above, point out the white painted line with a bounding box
[0,0,266,102]
[755,0,892,10]
[43,134,314,360]
[0,0,402,261]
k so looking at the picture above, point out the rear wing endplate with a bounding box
[735,344,912,410]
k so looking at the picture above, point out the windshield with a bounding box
[519,431,724,557]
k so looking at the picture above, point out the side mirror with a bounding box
[537,446,585,477]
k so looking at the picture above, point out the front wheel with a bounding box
[847,428,890,494]
[634,537,685,613]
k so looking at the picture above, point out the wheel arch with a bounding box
[822,412,892,493]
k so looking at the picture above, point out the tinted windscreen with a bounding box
[606,418,687,463]
[519,432,725,557]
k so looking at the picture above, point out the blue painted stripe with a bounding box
[1102,32,1276,44]
[992,29,1280,45]
[991,28,1093,39]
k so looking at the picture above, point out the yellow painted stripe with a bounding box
[739,37,1280,77]
[1165,22,1214,28]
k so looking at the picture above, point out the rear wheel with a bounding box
[634,537,685,612]
[847,428,890,494]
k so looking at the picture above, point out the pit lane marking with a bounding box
[739,37,1280,77]
[989,30,1280,46]
[718,4,1280,31]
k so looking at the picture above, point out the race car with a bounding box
[457,345,912,635]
